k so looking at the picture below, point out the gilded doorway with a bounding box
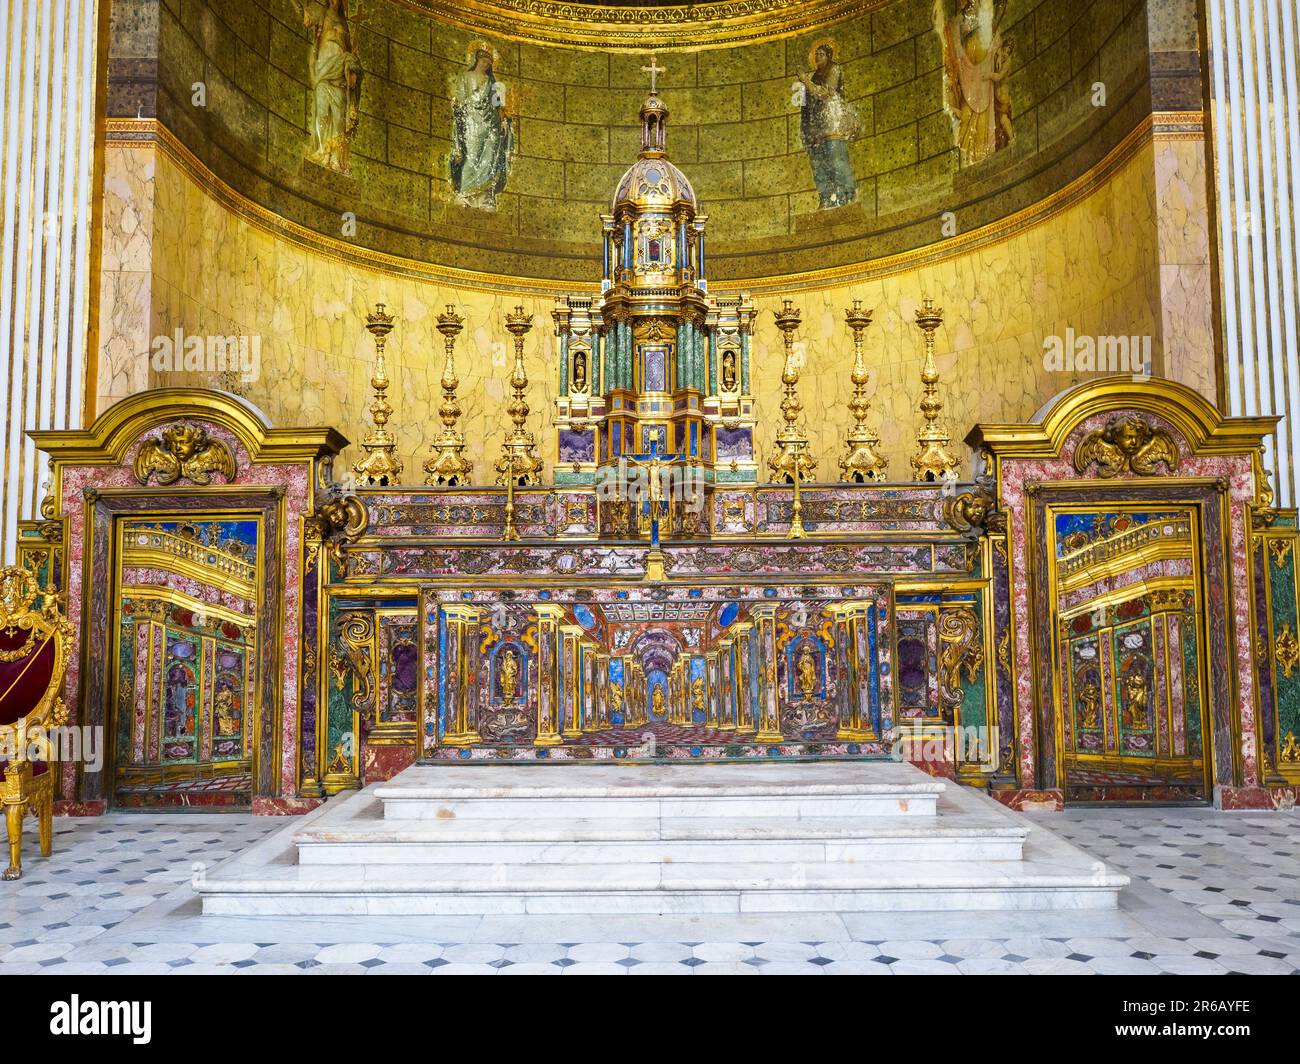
[108,516,262,808]
[1044,505,1211,802]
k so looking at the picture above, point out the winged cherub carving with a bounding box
[1072,413,1179,478]
[133,423,237,486]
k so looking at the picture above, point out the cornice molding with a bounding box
[393,0,883,50]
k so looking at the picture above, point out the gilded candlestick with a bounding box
[353,303,404,486]
[910,297,961,482]
[424,305,473,486]
[495,305,545,488]
[767,298,816,484]
[838,299,888,482]
[788,439,807,538]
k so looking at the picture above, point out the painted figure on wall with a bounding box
[301,0,365,176]
[938,0,1014,166]
[797,39,860,209]
[450,41,516,210]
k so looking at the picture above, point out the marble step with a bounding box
[294,811,1028,864]
[197,851,1127,916]
[195,763,1128,916]
[374,762,944,821]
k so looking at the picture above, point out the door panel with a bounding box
[1047,506,1210,802]
[111,517,261,808]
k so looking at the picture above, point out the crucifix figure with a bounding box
[642,54,665,94]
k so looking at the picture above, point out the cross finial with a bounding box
[641,54,665,94]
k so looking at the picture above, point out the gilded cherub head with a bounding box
[161,423,206,462]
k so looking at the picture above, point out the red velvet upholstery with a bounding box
[0,633,56,728]
[0,761,48,779]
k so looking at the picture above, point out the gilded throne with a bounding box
[0,567,70,879]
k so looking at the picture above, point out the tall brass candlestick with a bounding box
[910,297,960,482]
[353,303,404,486]
[495,305,545,489]
[767,298,816,484]
[502,470,519,542]
[788,439,807,539]
[838,299,888,482]
[424,305,473,485]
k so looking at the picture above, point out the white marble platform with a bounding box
[195,761,1129,916]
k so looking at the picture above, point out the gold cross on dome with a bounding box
[641,54,665,94]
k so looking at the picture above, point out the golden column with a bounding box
[704,651,720,727]
[767,298,817,485]
[595,652,611,728]
[830,602,875,741]
[353,303,404,486]
[717,636,737,731]
[910,297,961,482]
[533,604,564,746]
[582,644,599,733]
[839,299,888,482]
[751,604,783,743]
[497,305,545,488]
[424,305,473,486]
[731,621,755,735]
[441,604,482,746]
[560,624,584,738]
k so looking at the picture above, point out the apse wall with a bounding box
[136,0,1149,281]
[97,0,1215,481]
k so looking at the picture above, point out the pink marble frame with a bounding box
[997,410,1260,796]
[56,420,312,802]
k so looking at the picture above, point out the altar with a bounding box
[20,71,1300,819]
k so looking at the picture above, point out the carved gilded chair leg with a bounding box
[3,802,25,880]
[38,795,51,858]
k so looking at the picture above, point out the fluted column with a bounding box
[533,605,564,746]
[595,653,610,729]
[560,625,583,738]
[732,622,755,734]
[717,638,736,731]
[831,603,876,740]
[441,605,481,746]
[704,652,720,727]
[751,604,782,743]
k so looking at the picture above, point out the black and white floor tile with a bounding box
[2,806,1297,974]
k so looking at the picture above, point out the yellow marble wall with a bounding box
[94,131,1211,482]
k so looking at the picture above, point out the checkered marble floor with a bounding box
[1,805,1297,974]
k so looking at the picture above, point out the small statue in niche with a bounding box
[301,0,365,176]
[691,676,705,713]
[651,684,666,718]
[1120,663,1149,730]
[797,642,819,699]
[214,687,241,737]
[1077,680,1101,730]
[572,350,588,393]
[450,41,516,210]
[498,647,519,705]
[721,348,738,392]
